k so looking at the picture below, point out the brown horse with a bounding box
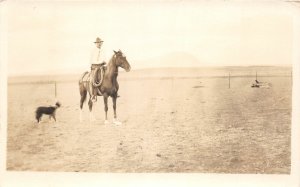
[79,50,131,124]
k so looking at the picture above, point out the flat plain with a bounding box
[7,67,292,173]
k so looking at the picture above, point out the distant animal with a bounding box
[79,50,131,124]
[35,102,61,123]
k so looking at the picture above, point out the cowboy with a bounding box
[90,37,106,102]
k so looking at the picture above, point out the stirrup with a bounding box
[91,96,97,103]
[97,88,103,96]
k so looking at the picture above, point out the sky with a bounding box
[3,0,298,76]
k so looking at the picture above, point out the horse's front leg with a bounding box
[112,95,122,125]
[103,94,109,124]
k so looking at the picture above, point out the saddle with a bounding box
[91,62,106,70]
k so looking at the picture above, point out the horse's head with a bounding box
[113,50,131,72]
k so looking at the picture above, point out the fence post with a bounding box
[256,71,257,81]
[228,72,231,89]
[55,81,57,98]
[291,71,293,85]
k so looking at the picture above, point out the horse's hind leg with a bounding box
[88,99,96,122]
[79,84,87,109]
[79,95,84,122]
[79,83,87,122]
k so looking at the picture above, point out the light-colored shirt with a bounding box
[90,46,106,65]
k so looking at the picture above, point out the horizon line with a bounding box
[7,65,293,78]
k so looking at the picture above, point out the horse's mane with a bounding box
[106,50,123,73]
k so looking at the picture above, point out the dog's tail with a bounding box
[35,108,41,122]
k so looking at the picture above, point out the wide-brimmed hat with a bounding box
[94,37,104,43]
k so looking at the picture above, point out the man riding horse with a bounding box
[90,37,106,102]
[79,47,131,124]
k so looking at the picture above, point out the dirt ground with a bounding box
[6,70,291,173]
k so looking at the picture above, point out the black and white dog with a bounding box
[35,102,61,123]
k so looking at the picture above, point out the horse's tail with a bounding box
[79,83,87,104]
[79,71,89,84]
[79,71,89,107]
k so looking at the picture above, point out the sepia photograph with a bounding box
[1,0,300,187]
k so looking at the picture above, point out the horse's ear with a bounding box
[113,50,117,54]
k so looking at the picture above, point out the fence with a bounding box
[227,71,293,89]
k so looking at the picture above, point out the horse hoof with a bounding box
[113,119,122,125]
[104,120,109,125]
